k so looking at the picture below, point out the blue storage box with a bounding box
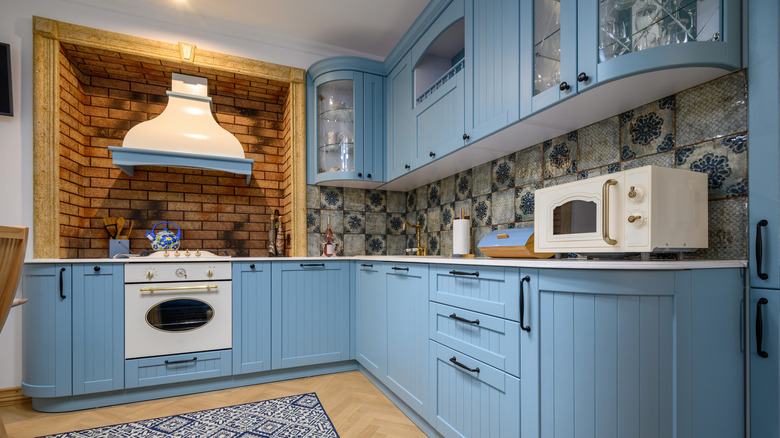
[477,227,553,258]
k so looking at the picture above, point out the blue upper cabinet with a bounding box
[520,0,742,118]
[386,52,414,181]
[307,57,385,188]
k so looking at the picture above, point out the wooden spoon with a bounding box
[115,217,125,240]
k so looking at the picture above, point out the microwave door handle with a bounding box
[602,179,618,245]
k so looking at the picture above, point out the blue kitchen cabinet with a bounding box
[22,263,124,398]
[751,288,780,438]
[386,52,415,181]
[429,264,521,321]
[232,262,271,375]
[532,268,744,438]
[307,58,385,187]
[520,0,741,118]
[355,262,386,378]
[271,261,353,369]
[384,263,430,419]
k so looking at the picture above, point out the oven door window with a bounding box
[146,298,214,332]
[553,200,597,234]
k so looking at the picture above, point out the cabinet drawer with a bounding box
[125,350,232,388]
[430,302,519,377]
[429,265,520,321]
[430,341,520,438]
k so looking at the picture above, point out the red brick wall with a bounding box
[57,43,290,258]
[279,90,293,256]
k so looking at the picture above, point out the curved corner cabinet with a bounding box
[307,57,385,188]
[520,0,742,120]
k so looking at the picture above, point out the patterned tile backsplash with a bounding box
[306,71,748,259]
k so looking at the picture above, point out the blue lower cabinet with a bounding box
[751,288,780,438]
[385,263,429,419]
[429,341,520,438]
[356,263,386,378]
[232,262,271,375]
[125,350,232,388]
[429,265,520,321]
[271,261,352,369]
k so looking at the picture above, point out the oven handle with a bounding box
[602,179,618,245]
[139,285,218,293]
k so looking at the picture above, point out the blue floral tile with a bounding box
[492,188,514,225]
[491,155,515,192]
[441,203,455,231]
[331,233,344,256]
[416,210,427,231]
[578,117,620,170]
[407,191,416,213]
[472,194,492,227]
[620,97,675,158]
[387,191,406,213]
[365,235,386,256]
[578,170,596,180]
[365,212,386,234]
[415,186,428,211]
[677,70,747,146]
[689,197,747,260]
[320,210,343,234]
[427,232,441,256]
[473,162,492,196]
[455,169,473,201]
[674,134,748,199]
[543,133,577,179]
[515,144,543,186]
[440,230,453,256]
[473,226,492,257]
[515,182,542,222]
[306,185,320,209]
[427,206,441,232]
[406,234,418,251]
[365,190,387,212]
[343,188,365,211]
[307,209,320,233]
[344,211,365,234]
[454,200,470,221]
[428,181,441,207]
[405,211,417,230]
[621,151,674,170]
[319,186,344,210]
[387,235,407,255]
[387,213,405,235]
[543,174,576,187]
[605,163,621,174]
[440,175,456,204]
[307,233,321,257]
[343,234,365,256]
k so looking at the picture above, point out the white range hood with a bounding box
[109,73,254,184]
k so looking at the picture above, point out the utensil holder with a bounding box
[109,239,130,258]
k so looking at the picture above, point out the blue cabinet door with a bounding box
[356,262,386,378]
[384,263,429,419]
[20,264,72,398]
[232,262,271,375]
[413,70,465,166]
[464,0,520,142]
[387,52,414,180]
[750,288,780,438]
[271,262,351,369]
[71,263,124,395]
[363,73,385,183]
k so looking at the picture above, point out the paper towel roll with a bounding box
[453,219,471,255]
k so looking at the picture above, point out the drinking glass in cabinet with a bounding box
[599,0,720,63]
[317,80,355,174]
[534,0,561,95]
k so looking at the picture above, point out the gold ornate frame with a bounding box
[32,16,307,258]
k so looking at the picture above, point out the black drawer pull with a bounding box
[59,267,66,299]
[93,266,101,272]
[450,356,479,374]
[757,220,769,280]
[449,270,479,277]
[360,264,373,268]
[449,313,479,325]
[300,263,325,268]
[520,275,531,332]
[165,357,198,365]
[391,266,408,271]
[758,298,769,358]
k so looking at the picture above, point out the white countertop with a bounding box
[25,255,747,270]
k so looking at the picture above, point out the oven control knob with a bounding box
[627,212,645,227]
[175,268,187,279]
[627,185,645,203]
[206,268,213,278]
[145,268,157,280]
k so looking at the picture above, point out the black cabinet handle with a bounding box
[757,220,769,280]
[93,266,100,272]
[559,81,570,91]
[360,264,373,268]
[59,267,66,299]
[300,263,325,268]
[405,164,411,170]
[449,313,479,325]
[520,275,531,332]
[367,173,372,179]
[450,356,479,373]
[449,270,479,277]
[165,357,197,365]
[758,297,769,358]
[577,72,589,82]
[358,172,363,177]
[391,266,409,271]
[249,264,255,269]
[429,151,436,158]
[463,133,470,141]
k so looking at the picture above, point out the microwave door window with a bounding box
[553,200,597,234]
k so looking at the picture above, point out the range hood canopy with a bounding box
[109,73,254,184]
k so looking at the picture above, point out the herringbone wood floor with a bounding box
[0,370,427,437]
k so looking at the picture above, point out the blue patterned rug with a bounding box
[40,393,339,437]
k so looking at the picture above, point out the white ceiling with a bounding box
[135,0,429,59]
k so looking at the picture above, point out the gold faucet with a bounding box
[402,221,427,256]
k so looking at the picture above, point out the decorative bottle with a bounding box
[323,218,335,257]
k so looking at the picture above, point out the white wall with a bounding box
[0,0,361,389]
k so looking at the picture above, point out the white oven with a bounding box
[534,165,708,257]
[124,260,232,359]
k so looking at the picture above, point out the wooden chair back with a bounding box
[0,226,28,332]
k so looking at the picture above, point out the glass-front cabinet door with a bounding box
[315,73,360,181]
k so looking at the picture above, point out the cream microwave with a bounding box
[534,166,708,258]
